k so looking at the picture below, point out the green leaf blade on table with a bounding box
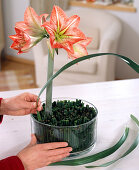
[86,115,139,168]
[50,127,129,166]
[130,114,139,127]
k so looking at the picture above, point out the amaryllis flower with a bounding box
[9,28,31,54]
[43,6,86,54]
[15,7,49,37]
[10,7,49,54]
[67,37,92,60]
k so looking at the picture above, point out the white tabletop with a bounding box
[0,79,139,170]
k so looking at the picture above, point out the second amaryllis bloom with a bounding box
[16,7,48,37]
[9,28,46,54]
[9,28,31,54]
[10,7,49,54]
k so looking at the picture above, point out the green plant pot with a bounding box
[31,98,98,157]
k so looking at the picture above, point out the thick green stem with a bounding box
[45,49,54,114]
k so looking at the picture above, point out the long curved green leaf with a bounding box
[38,53,139,99]
[131,114,139,127]
[50,127,129,166]
[86,115,139,168]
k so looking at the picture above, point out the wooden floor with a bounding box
[1,58,37,88]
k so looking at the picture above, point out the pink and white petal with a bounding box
[17,39,31,54]
[53,41,74,53]
[50,6,67,31]
[62,42,74,53]
[10,28,32,54]
[9,35,18,41]
[10,41,20,50]
[24,7,41,28]
[16,8,47,37]
[15,22,32,35]
[43,22,56,45]
[78,37,92,46]
[23,32,31,42]
[63,15,80,31]
[68,43,88,60]
[21,42,31,52]
[16,22,34,35]
[15,21,28,32]
[63,27,86,44]
[16,22,44,37]
[43,22,56,35]
[15,27,22,34]
[65,27,86,39]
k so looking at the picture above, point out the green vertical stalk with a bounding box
[45,49,54,114]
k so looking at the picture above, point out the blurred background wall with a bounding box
[2,0,33,60]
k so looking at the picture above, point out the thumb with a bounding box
[29,134,37,146]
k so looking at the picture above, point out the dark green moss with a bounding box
[33,99,96,126]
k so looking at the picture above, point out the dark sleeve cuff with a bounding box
[0,115,3,124]
[0,98,3,124]
[0,156,24,170]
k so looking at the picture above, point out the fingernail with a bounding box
[64,142,68,146]
[68,148,72,152]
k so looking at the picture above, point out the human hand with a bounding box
[0,93,42,116]
[17,134,72,170]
